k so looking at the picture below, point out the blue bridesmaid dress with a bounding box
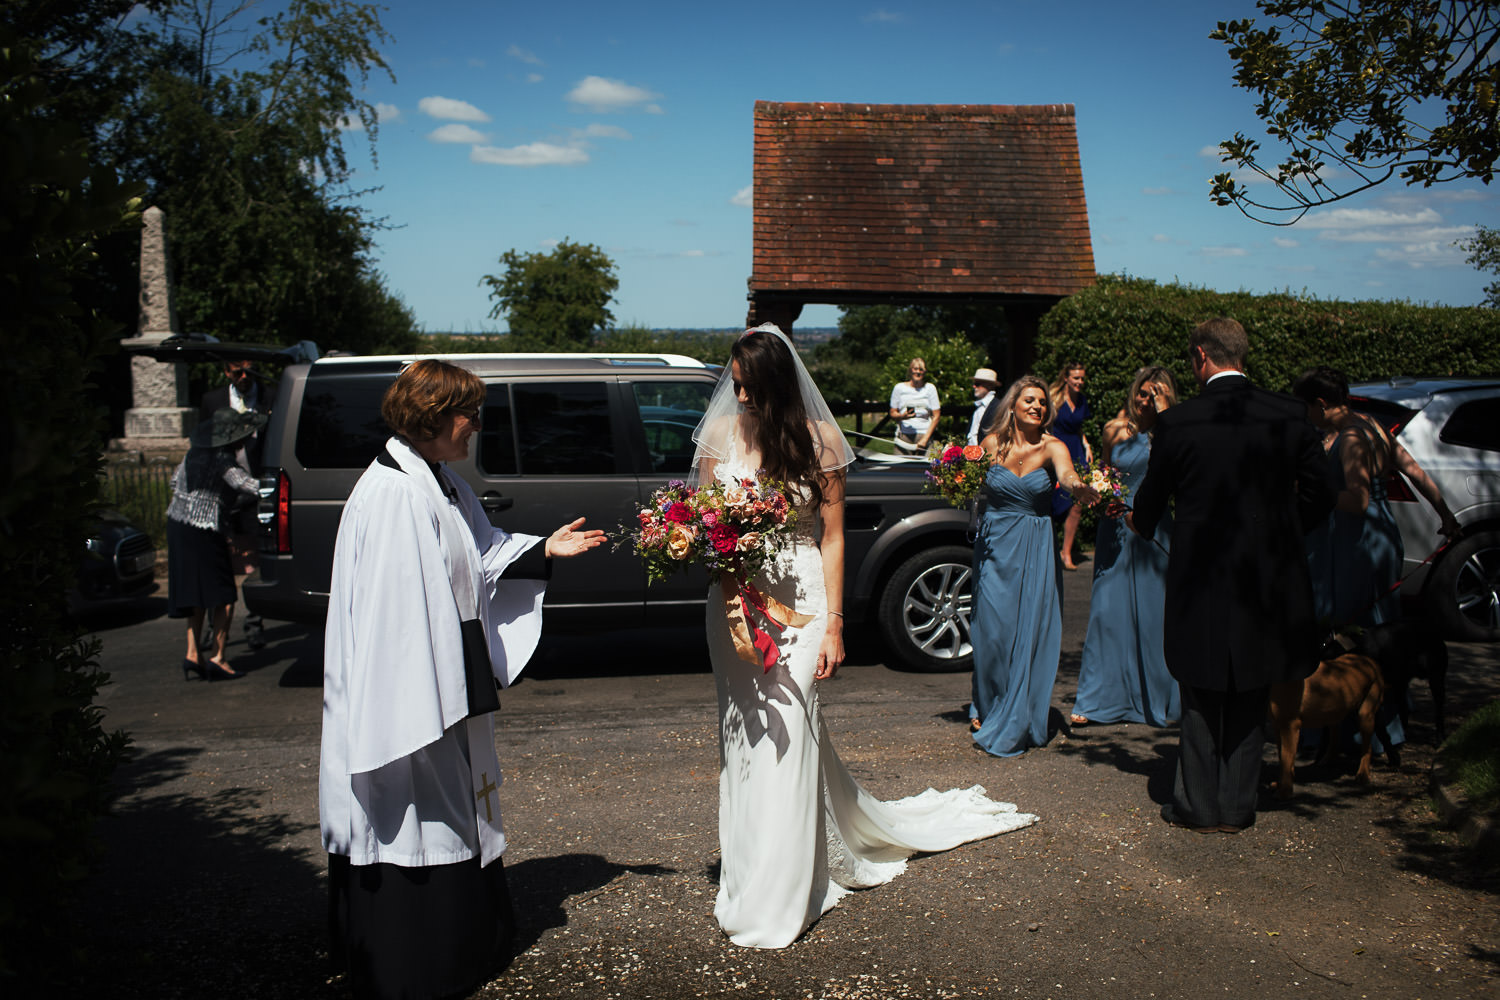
[970,465,1063,757]
[1305,433,1406,748]
[1071,432,1180,726]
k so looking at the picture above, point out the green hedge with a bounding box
[1033,275,1500,453]
[0,36,135,983]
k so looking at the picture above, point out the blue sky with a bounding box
[340,1,1498,332]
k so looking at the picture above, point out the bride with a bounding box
[692,324,1038,949]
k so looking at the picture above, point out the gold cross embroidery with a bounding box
[475,771,498,823]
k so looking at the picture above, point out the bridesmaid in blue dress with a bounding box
[1070,366,1181,727]
[1292,367,1405,628]
[970,376,1098,757]
[1047,364,1092,570]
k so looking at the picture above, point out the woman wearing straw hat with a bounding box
[165,407,268,680]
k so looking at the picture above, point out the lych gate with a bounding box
[745,101,1096,377]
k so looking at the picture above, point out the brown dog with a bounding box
[1268,653,1384,799]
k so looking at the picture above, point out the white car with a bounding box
[1348,377,1500,641]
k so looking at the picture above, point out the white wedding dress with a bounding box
[707,444,1039,949]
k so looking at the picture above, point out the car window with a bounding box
[632,381,714,474]
[295,375,392,469]
[1440,398,1500,452]
[513,382,613,475]
[477,385,518,476]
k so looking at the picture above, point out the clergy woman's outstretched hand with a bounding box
[544,517,607,558]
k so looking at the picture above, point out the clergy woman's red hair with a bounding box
[382,359,485,442]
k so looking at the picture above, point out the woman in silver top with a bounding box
[165,407,265,680]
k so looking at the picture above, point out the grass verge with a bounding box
[1440,698,1500,814]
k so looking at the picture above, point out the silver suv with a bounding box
[1349,377,1500,641]
[242,352,977,671]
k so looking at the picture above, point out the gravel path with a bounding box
[71,575,1500,999]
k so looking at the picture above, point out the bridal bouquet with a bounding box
[630,476,813,673]
[630,476,798,584]
[924,442,992,509]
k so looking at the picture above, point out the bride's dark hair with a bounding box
[733,330,826,509]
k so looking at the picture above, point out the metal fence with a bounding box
[99,459,177,546]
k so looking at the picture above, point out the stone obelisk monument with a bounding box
[118,206,196,453]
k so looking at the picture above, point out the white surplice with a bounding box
[320,436,545,869]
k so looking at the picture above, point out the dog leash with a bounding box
[1337,536,1455,631]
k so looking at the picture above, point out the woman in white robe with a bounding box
[320,359,603,1000]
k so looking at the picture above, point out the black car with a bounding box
[77,510,157,602]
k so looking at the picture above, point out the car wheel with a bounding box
[877,544,974,672]
[1424,529,1500,642]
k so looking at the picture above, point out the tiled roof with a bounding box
[750,102,1095,300]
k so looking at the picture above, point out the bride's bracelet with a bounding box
[827,610,844,618]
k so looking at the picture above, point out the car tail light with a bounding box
[1348,394,1414,436]
[1385,472,1416,503]
[276,470,292,554]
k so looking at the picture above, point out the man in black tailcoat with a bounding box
[1131,317,1333,833]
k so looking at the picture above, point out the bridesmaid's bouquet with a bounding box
[630,476,798,584]
[924,442,992,509]
[1073,461,1130,513]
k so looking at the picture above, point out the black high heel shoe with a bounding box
[182,658,207,681]
[204,659,244,682]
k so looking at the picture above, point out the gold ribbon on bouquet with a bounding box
[720,574,816,672]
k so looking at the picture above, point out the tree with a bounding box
[1458,224,1500,306]
[7,0,419,354]
[810,304,1010,403]
[481,239,619,347]
[1210,1,1500,223]
[0,29,135,983]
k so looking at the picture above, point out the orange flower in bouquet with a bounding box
[924,442,993,508]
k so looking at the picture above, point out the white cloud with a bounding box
[1301,207,1443,230]
[468,58,486,69]
[864,9,903,22]
[507,44,542,65]
[1151,233,1172,243]
[337,102,399,131]
[681,249,706,258]
[428,123,489,144]
[418,96,491,122]
[577,123,632,140]
[471,142,588,167]
[1373,237,1473,268]
[1273,236,1299,249]
[731,185,753,207]
[566,75,662,113]
[1200,245,1249,258]
[1318,224,1472,245]
[526,73,543,84]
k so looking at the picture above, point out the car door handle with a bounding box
[481,492,513,513]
